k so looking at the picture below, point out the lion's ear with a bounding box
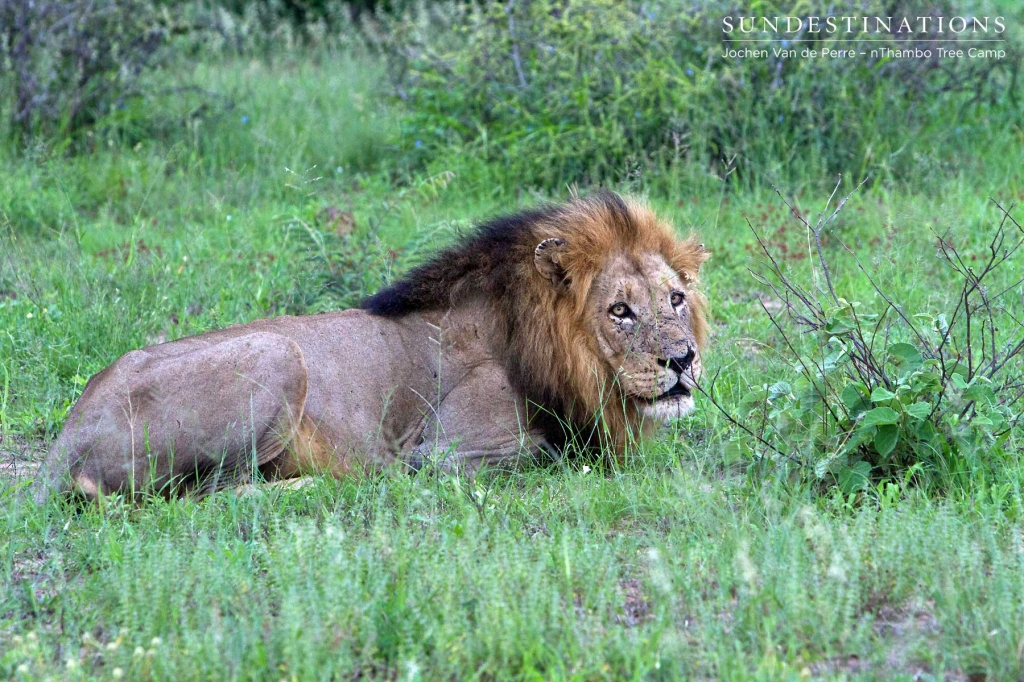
[695,242,711,267]
[534,238,570,289]
[674,239,710,283]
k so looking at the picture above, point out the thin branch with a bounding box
[771,176,867,305]
[504,0,528,89]
[693,369,800,465]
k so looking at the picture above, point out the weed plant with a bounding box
[706,179,1024,494]
[370,0,1023,190]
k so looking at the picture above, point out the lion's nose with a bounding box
[659,347,695,375]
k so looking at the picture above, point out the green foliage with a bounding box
[291,171,464,311]
[372,0,1022,189]
[730,191,1024,494]
[0,0,172,143]
[209,0,395,32]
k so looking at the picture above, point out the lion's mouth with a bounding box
[646,381,691,403]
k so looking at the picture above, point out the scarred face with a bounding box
[589,252,703,423]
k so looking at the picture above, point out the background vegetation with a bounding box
[2,0,1023,678]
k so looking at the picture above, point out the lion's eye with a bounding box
[609,302,632,318]
[670,291,685,307]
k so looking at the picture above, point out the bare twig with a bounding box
[693,369,799,465]
[771,176,867,305]
[504,0,528,89]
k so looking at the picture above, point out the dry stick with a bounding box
[504,0,528,89]
[820,290,889,393]
[992,199,1024,234]
[756,299,844,424]
[748,271,821,329]
[932,262,969,363]
[988,201,1024,266]
[771,175,868,305]
[964,282,976,380]
[987,272,1024,304]
[837,237,934,356]
[932,210,1023,378]
[933,236,985,361]
[747,220,826,324]
[987,284,1024,364]
[811,176,869,303]
[990,331,1024,377]
[978,206,1024,377]
[978,284,998,377]
[933,204,1024,418]
[962,227,1002,380]
[808,176,846,303]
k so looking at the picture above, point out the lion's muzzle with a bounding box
[652,347,696,400]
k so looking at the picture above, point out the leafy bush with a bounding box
[0,0,175,144]
[712,181,1024,493]
[369,0,1022,189]
[210,0,391,32]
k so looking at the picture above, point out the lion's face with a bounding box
[531,201,709,434]
[588,252,702,423]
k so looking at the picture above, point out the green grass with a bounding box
[5,457,1024,679]
[2,47,1024,680]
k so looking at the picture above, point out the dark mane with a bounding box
[360,203,566,317]
[360,191,638,318]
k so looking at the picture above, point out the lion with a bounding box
[33,191,709,502]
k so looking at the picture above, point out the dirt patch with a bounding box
[807,599,978,681]
[617,578,653,627]
[0,434,44,488]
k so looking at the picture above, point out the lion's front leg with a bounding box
[408,363,550,474]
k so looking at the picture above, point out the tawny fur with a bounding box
[36,191,709,501]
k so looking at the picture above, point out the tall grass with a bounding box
[4,451,1024,679]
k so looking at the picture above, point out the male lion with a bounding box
[34,192,709,502]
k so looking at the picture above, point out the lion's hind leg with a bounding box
[37,331,310,501]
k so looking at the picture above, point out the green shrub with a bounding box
[370,0,1022,189]
[0,0,173,144]
[209,0,392,32]
[717,183,1024,493]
